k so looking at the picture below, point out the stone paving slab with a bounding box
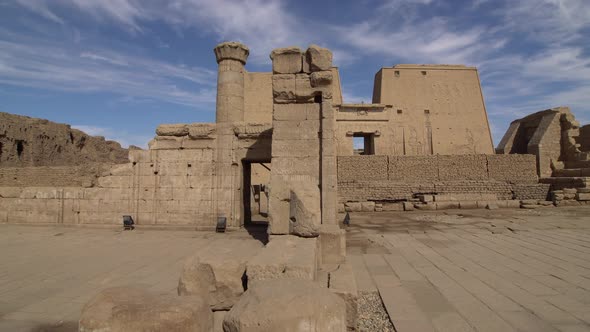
[346,207,590,332]
[0,224,261,332]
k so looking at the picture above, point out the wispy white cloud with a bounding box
[72,125,151,148]
[0,36,217,107]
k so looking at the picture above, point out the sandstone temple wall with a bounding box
[337,154,549,202]
[0,149,218,227]
[0,164,111,187]
[368,65,494,155]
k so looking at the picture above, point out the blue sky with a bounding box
[1,0,589,148]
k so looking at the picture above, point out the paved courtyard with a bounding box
[348,206,590,332]
[2,207,590,332]
[0,225,259,332]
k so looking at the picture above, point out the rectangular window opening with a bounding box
[353,133,375,155]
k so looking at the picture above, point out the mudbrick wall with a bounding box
[0,112,130,167]
[338,154,549,201]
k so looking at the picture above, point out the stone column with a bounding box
[213,42,249,226]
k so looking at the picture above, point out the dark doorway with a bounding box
[353,133,375,155]
[242,160,271,226]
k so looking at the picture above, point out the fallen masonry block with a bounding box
[459,201,478,209]
[496,200,521,209]
[79,286,212,332]
[178,239,263,310]
[436,201,459,210]
[318,224,346,265]
[247,235,317,282]
[403,202,415,211]
[556,200,581,207]
[361,201,375,212]
[289,185,321,237]
[415,202,436,210]
[520,199,539,206]
[223,278,346,332]
[344,202,362,212]
[329,263,359,331]
[576,193,590,201]
[382,203,403,211]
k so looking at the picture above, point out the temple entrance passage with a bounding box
[242,160,271,226]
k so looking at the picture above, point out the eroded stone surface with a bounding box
[178,239,263,310]
[223,278,346,332]
[79,286,213,332]
[247,235,317,281]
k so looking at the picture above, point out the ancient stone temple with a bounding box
[0,41,552,228]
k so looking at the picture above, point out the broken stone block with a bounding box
[486,202,499,210]
[360,201,375,212]
[318,224,346,265]
[459,201,478,209]
[563,188,577,195]
[306,45,333,72]
[329,263,358,331]
[419,195,434,203]
[270,47,303,74]
[344,202,362,212]
[403,202,415,211]
[223,278,346,332]
[79,287,213,332]
[577,188,590,193]
[436,202,459,210]
[310,71,333,87]
[576,193,590,201]
[555,200,581,207]
[382,203,403,211]
[496,200,521,209]
[520,199,539,206]
[415,203,436,210]
[247,235,317,282]
[177,239,264,310]
[564,193,577,200]
[538,200,553,206]
[289,185,321,237]
[155,124,189,137]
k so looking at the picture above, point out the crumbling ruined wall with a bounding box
[0,112,129,167]
[337,154,546,202]
[497,107,587,177]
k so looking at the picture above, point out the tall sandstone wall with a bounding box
[338,154,550,201]
[0,112,129,167]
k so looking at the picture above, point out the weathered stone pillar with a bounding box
[268,45,338,235]
[213,42,249,226]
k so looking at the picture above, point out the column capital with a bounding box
[214,42,249,64]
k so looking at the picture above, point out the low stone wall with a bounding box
[338,154,538,183]
[337,154,545,202]
[338,180,550,202]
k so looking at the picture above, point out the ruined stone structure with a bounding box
[497,106,590,206]
[0,112,129,167]
[0,41,544,228]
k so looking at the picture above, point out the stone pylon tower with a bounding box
[213,42,249,226]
